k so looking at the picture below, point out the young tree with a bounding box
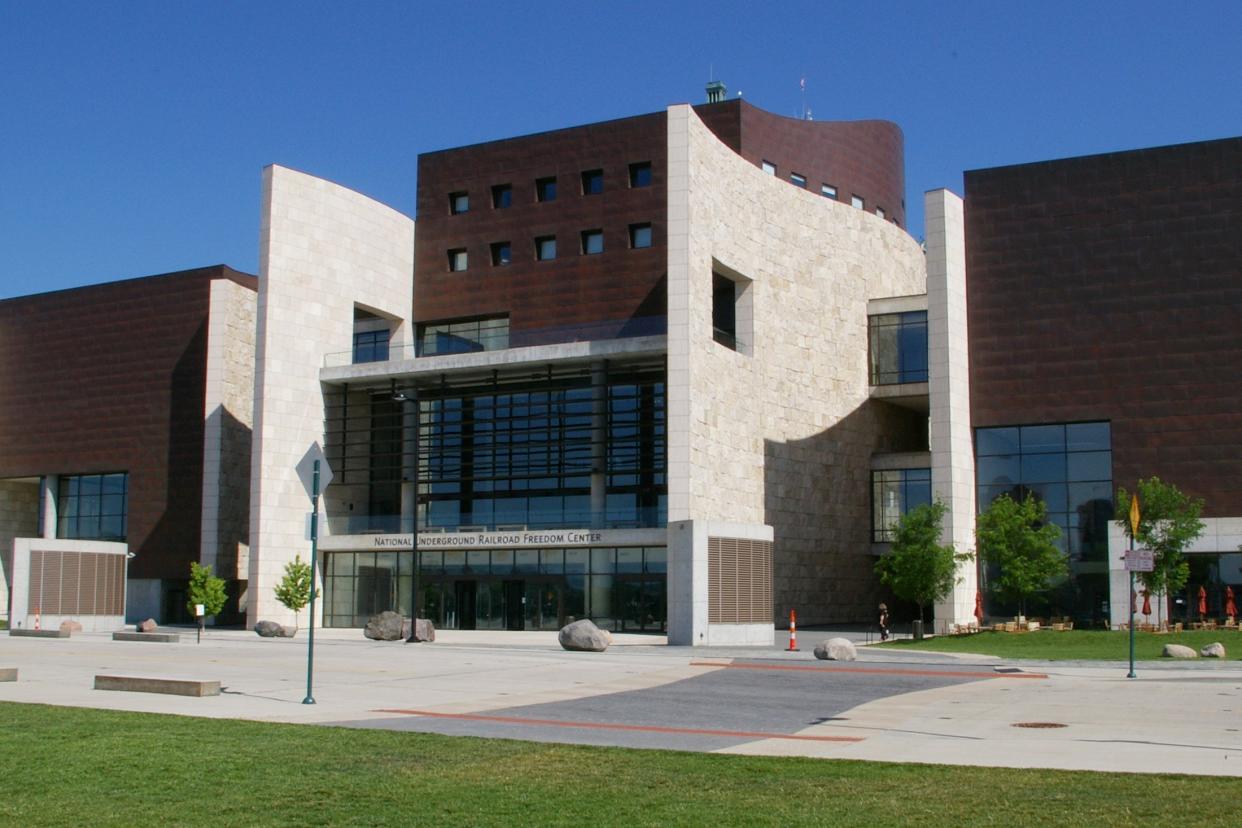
[976,493,1066,616]
[1114,477,1204,599]
[875,501,973,623]
[274,555,314,629]
[186,562,228,620]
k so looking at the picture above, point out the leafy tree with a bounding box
[274,555,314,628]
[186,562,228,619]
[1115,477,1204,598]
[875,501,973,623]
[976,493,1066,616]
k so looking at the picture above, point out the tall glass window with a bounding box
[869,310,928,385]
[416,365,665,531]
[871,468,931,542]
[57,473,127,540]
[975,421,1113,619]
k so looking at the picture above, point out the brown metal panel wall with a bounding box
[0,266,258,580]
[414,112,669,346]
[965,137,1242,515]
[695,99,907,228]
[708,536,774,624]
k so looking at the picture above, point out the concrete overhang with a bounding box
[320,335,667,388]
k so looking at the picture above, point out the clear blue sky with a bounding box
[2,1,1239,299]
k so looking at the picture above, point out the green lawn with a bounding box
[878,628,1239,660]
[1,704,1239,826]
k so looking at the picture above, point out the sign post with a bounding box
[296,444,333,705]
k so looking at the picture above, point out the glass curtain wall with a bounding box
[323,546,667,631]
[975,421,1112,622]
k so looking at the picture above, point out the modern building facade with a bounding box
[0,265,256,628]
[965,137,1242,624]
[2,90,1237,639]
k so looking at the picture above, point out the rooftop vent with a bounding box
[705,80,727,104]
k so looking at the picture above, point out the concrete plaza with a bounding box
[2,628,1240,777]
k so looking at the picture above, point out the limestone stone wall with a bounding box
[200,278,257,588]
[667,105,927,625]
[249,165,415,627]
[0,479,39,619]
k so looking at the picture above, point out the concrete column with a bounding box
[926,189,978,630]
[40,476,57,539]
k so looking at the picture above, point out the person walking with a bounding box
[878,603,890,642]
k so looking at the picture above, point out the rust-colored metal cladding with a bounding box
[0,265,256,580]
[965,137,1242,516]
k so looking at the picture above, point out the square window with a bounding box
[876,207,886,220]
[761,160,776,176]
[629,223,652,249]
[448,248,467,271]
[851,194,865,209]
[490,241,511,266]
[821,184,837,200]
[791,173,806,188]
[581,229,604,255]
[491,184,511,209]
[449,191,468,215]
[628,162,652,188]
[581,169,603,195]
[535,236,557,260]
[536,177,557,202]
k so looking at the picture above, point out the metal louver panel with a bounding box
[707,536,773,624]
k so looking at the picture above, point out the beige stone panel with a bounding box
[250,166,414,627]
[667,105,927,631]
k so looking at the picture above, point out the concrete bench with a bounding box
[9,628,70,638]
[94,675,220,697]
[112,631,181,643]
[0,668,17,682]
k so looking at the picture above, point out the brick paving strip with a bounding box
[372,708,865,743]
[688,660,1049,680]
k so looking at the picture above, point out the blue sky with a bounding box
[2,1,1239,299]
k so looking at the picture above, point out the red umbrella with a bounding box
[974,591,983,623]
[1225,586,1236,619]
[1198,585,1208,618]
[1141,591,1152,617]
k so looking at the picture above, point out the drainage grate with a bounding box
[1012,721,1067,729]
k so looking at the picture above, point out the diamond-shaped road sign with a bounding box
[296,442,334,499]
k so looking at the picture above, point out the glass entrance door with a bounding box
[504,580,524,631]
[618,576,666,632]
[525,581,563,630]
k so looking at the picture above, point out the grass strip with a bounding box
[1,702,1238,826]
[877,629,1240,660]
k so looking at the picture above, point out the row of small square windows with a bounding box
[760,161,888,221]
[448,224,653,271]
[449,163,652,215]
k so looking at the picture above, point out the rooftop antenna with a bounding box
[799,75,808,120]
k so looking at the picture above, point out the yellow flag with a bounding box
[1128,493,1141,536]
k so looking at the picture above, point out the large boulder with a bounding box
[1162,643,1198,659]
[814,637,858,661]
[558,619,612,652]
[59,620,83,634]
[137,618,157,633]
[278,625,297,638]
[254,620,282,638]
[1201,642,1227,658]
[364,611,405,641]
[406,618,436,643]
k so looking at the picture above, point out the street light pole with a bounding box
[394,388,420,643]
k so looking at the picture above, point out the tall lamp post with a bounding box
[393,388,420,642]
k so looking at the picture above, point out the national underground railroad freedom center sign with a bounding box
[320,528,667,552]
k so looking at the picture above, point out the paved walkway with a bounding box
[2,627,1240,776]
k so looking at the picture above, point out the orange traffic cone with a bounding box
[787,609,799,651]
